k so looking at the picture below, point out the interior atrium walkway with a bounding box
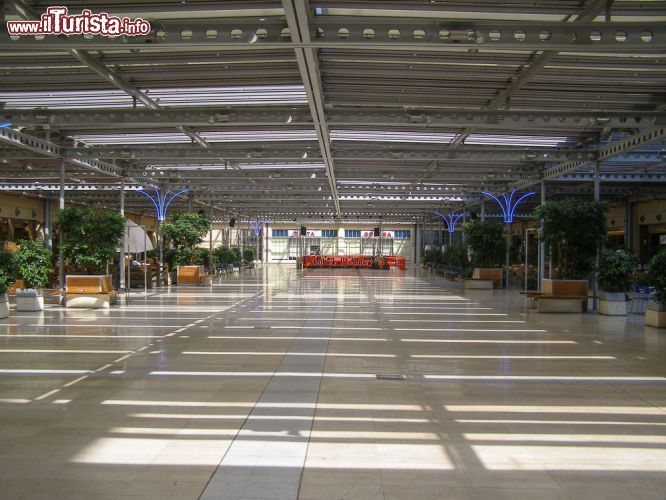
[0,266,665,500]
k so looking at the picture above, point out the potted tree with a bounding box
[213,246,235,275]
[646,249,666,328]
[58,206,125,274]
[599,248,635,316]
[162,212,212,285]
[533,200,607,300]
[0,249,19,319]
[14,239,53,312]
[463,220,505,288]
[58,207,124,308]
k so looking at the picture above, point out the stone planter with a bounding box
[0,293,9,319]
[645,301,666,329]
[16,288,45,312]
[599,290,627,316]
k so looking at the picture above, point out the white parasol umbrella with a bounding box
[119,220,154,253]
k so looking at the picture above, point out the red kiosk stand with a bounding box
[301,255,406,270]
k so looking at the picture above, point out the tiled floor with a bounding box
[0,265,665,499]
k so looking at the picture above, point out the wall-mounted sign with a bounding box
[290,230,321,237]
[362,230,394,238]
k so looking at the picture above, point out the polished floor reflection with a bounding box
[0,265,665,499]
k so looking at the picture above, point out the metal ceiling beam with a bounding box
[449,0,609,148]
[7,0,210,151]
[3,19,664,51]
[283,0,340,215]
[4,144,660,166]
[551,173,666,183]
[512,125,666,189]
[0,126,126,178]
[0,183,143,191]
[7,107,665,130]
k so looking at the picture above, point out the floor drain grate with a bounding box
[376,374,406,380]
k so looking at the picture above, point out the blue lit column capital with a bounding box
[434,210,466,233]
[481,189,536,224]
[136,186,190,221]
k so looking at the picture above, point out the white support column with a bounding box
[480,200,485,221]
[414,224,421,267]
[209,205,214,274]
[262,222,271,264]
[44,193,52,251]
[119,179,126,291]
[505,224,511,289]
[538,181,546,292]
[625,199,633,250]
[593,161,601,312]
[58,158,65,302]
[239,221,244,265]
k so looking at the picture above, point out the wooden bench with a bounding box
[6,280,25,296]
[65,275,117,309]
[177,265,211,286]
[522,279,589,313]
[464,268,502,289]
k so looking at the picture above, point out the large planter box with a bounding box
[177,265,205,285]
[536,279,589,313]
[16,288,45,312]
[0,293,8,319]
[464,279,494,290]
[473,268,502,287]
[66,294,111,309]
[537,298,586,313]
[599,291,627,316]
[65,275,114,309]
[646,302,666,328]
[541,278,588,296]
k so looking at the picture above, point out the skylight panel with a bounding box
[331,130,456,144]
[0,85,307,109]
[71,132,190,145]
[465,134,570,147]
[71,129,317,145]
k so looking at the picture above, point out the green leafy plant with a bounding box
[213,246,236,266]
[231,247,242,266]
[162,248,178,270]
[0,250,19,295]
[242,247,256,263]
[422,249,438,265]
[173,248,193,266]
[162,212,212,264]
[442,244,470,270]
[15,239,53,289]
[599,248,635,292]
[193,248,213,267]
[463,220,506,268]
[647,249,666,307]
[533,200,607,279]
[58,206,124,274]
